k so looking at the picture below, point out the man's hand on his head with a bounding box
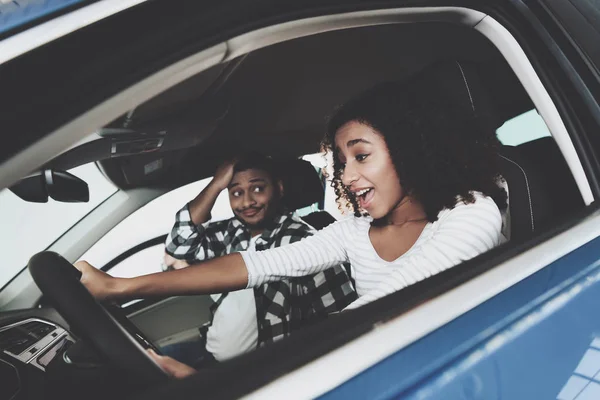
[212,159,237,191]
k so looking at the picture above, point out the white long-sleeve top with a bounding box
[241,193,505,310]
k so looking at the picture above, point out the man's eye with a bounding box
[232,191,242,197]
[253,186,264,193]
[356,154,369,162]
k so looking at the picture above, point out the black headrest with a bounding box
[407,59,503,130]
[517,137,584,213]
[278,159,325,210]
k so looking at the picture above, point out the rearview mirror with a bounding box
[9,170,89,203]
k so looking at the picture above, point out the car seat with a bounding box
[408,59,583,241]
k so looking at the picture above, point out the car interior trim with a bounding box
[0,317,71,371]
[224,7,486,61]
[0,43,226,192]
[0,357,20,400]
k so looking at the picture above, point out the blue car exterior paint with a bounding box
[321,235,600,400]
[0,0,87,35]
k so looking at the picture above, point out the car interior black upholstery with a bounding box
[279,158,353,280]
[518,136,585,219]
[279,158,338,230]
[417,59,585,241]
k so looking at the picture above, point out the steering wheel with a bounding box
[28,251,168,383]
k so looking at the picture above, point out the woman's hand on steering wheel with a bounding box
[74,260,119,301]
[29,252,169,382]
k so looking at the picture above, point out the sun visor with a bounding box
[98,61,231,157]
[99,94,229,157]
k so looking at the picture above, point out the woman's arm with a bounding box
[164,161,236,264]
[77,218,352,302]
[75,253,247,301]
[242,219,351,287]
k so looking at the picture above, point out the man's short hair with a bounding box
[233,152,279,182]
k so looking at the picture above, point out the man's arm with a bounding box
[188,160,235,225]
[299,265,357,315]
[163,160,236,267]
[75,253,248,302]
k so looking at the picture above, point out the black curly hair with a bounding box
[233,151,280,183]
[322,81,507,222]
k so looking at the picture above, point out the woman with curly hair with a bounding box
[75,80,508,376]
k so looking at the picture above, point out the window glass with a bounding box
[108,244,165,278]
[557,337,600,400]
[0,163,117,289]
[81,177,233,272]
[496,109,551,146]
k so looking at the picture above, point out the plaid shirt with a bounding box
[165,204,356,346]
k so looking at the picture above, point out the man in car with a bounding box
[161,152,356,367]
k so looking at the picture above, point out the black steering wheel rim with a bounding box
[28,251,168,384]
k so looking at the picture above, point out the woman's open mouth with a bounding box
[355,188,374,209]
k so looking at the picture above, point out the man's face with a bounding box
[227,168,282,228]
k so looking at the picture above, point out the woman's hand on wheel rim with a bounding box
[74,260,119,301]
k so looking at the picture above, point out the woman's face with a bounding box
[335,121,404,219]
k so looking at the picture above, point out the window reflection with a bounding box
[557,338,600,400]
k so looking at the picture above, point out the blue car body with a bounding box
[324,231,600,399]
[0,0,87,35]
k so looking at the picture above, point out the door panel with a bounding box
[127,295,213,344]
[100,238,214,344]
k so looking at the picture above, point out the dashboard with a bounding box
[0,310,74,400]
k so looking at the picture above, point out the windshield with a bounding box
[0,163,117,288]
